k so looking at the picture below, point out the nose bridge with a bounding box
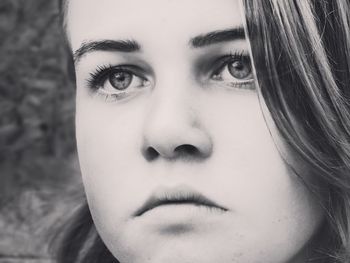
[143,79,197,144]
[141,74,212,161]
[146,58,197,132]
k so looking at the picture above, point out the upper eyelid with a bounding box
[93,65,148,81]
[86,58,154,75]
[109,64,147,75]
[209,53,251,75]
[210,55,235,74]
[86,65,144,89]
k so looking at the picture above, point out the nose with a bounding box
[141,92,213,161]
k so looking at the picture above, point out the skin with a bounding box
[67,0,325,262]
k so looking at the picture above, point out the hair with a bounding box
[55,0,350,262]
[244,0,350,261]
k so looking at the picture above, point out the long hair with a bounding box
[54,204,117,263]
[243,0,350,261]
[55,0,350,262]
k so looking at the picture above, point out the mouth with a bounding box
[134,185,228,217]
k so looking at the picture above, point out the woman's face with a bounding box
[67,0,324,262]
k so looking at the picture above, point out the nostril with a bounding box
[144,147,159,161]
[174,144,200,156]
[143,144,202,161]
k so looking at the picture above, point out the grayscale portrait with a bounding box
[1,0,350,263]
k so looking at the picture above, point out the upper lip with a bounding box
[133,185,228,217]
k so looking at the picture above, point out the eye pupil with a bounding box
[228,59,251,79]
[109,71,132,90]
[233,61,244,70]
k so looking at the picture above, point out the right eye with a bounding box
[102,69,147,93]
[108,70,133,90]
[87,65,150,98]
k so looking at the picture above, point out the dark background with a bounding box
[0,0,83,262]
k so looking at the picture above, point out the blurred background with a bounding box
[0,0,83,262]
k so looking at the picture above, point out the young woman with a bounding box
[56,0,350,262]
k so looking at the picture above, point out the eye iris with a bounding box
[109,71,132,90]
[228,60,251,79]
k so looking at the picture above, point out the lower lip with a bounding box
[136,203,227,225]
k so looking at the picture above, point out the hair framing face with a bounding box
[55,0,350,262]
[243,0,350,260]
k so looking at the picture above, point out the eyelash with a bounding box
[85,51,254,98]
[86,64,145,91]
[213,51,246,71]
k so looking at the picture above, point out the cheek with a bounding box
[75,94,148,222]
[198,92,324,255]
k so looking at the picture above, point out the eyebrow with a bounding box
[190,27,245,48]
[73,27,245,64]
[73,39,141,64]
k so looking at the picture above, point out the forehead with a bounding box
[67,0,244,52]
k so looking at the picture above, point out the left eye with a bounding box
[212,56,253,84]
[227,59,252,79]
